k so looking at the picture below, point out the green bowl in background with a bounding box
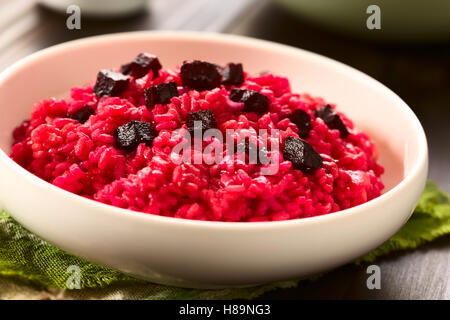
[274,0,450,42]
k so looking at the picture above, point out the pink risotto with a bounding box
[10,54,384,222]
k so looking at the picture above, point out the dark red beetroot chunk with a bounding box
[70,105,95,124]
[315,104,349,138]
[229,88,269,114]
[93,70,129,97]
[180,60,221,91]
[129,53,162,79]
[290,109,311,138]
[120,63,132,75]
[283,135,323,174]
[187,110,217,135]
[144,81,179,107]
[114,121,157,152]
[221,63,244,86]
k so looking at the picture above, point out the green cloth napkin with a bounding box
[1,181,449,299]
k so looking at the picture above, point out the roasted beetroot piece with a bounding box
[186,110,217,135]
[70,106,95,124]
[229,89,269,114]
[315,104,349,138]
[93,70,129,97]
[221,63,244,86]
[290,109,311,138]
[283,135,323,174]
[180,60,221,91]
[144,81,179,107]
[120,63,132,75]
[128,53,162,79]
[114,121,157,151]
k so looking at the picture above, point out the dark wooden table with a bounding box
[1,0,449,299]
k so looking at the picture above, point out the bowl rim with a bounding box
[0,30,428,230]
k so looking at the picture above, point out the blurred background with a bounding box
[1,0,449,299]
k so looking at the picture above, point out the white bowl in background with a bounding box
[39,0,147,17]
[0,32,427,288]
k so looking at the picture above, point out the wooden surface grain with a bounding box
[0,0,448,299]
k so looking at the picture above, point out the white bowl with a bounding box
[0,31,428,288]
